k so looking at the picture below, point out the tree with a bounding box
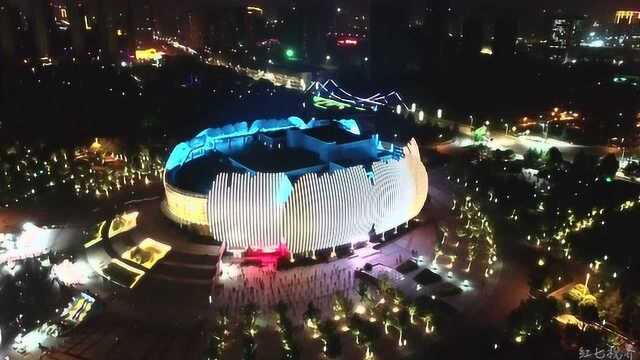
[319,320,342,358]
[333,293,354,319]
[357,281,369,301]
[571,150,598,179]
[472,126,488,142]
[598,154,619,179]
[523,148,541,169]
[304,301,321,325]
[544,147,563,168]
[508,298,559,337]
[621,294,640,340]
[623,161,640,177]
[597,288,623,324]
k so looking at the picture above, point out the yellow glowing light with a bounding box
[90,137,102,151]
[102,259,145,288]
[83,221,106,248]
[120,238,171,270]
[615,10,640,24]
[514,335,523,343]
[108,211,139,238]
[135,48,164,61]
[84,15,92,30]
[480,47,493,55]
[247,6,264,14]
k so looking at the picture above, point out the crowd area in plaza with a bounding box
[217,263,356,322]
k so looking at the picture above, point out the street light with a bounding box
[504,124,509,135]
[539,122,549,140]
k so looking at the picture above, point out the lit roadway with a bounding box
[437,125,621,162]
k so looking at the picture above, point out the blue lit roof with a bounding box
[165,117,396,194]
[166,117,361,172]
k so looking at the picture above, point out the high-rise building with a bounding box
[279,5,304,57]
[126,0,136,56]
[136,0,155,46]
[52,2,69,30]
[462,15,483,57]
[65,0,88,60]
[0,0,18,63]
[549,16,587,49]
[96,0,118,62]
[493,13,517,58]
[244,5,266,49]
[1,2,36,63]
[31,0,54,59]
[425,0,451,60]
[299,0,332,64]
[184,10,204,50]
[369,0,409,77]
[277,0,331,64]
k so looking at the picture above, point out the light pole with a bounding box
[469,115,474,129]
[540,122,549,141]
[504,124,509,135]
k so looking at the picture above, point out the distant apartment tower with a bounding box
[1,2,37,63]
[0,0,18,63]
[462,15,483,57]
[549,16,586,49]
[65,0,88,59]
[425,0,451,60]
[369,0,409,77]
[493,13,517,58]
[278,0,331,64]
[96,0,118,62]
[31,0,54,59]
[244,5,266,48]
[137,0,155,45]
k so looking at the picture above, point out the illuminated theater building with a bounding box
[163,117,428,258]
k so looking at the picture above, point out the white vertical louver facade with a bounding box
[204,138,428,255]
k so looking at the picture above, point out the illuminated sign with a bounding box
[135,48,164,61]
[337,37,359,47]
[615,10,640,24]
[247,6,263,15]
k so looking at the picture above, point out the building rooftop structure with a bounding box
[165,117,397,194]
